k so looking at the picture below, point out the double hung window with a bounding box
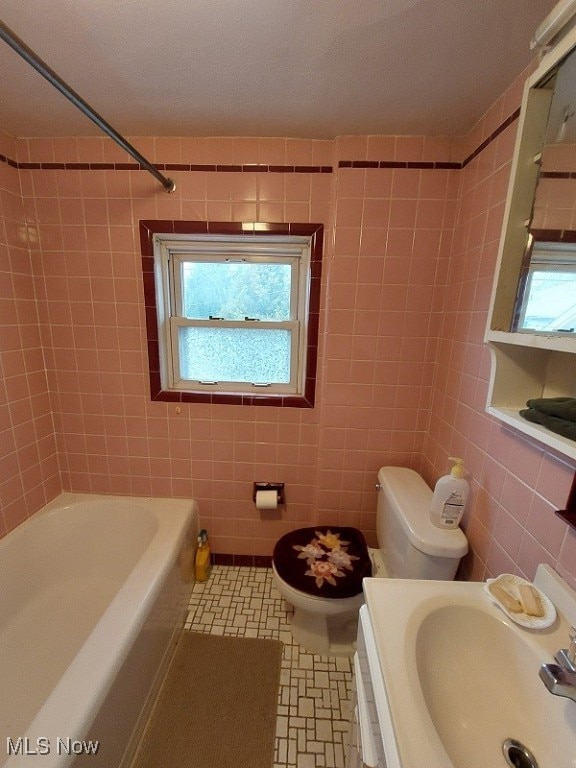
[151,230,319,403]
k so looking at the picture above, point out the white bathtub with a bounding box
[0,492,198,768]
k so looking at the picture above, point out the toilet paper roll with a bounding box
[255,489,278,510]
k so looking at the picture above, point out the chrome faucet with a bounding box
[539,626,576,702]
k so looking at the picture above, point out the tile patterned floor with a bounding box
[185,565,353,768]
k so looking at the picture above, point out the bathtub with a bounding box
[0,492,198,768]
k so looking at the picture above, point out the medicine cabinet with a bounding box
[486,25,576,460]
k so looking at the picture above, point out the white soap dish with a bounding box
[484,573,556,629]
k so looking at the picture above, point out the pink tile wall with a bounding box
[316,136,459,543]
[0,131,61,536]
[1,58,575,585]
[422,74,576,589]
[18,137,334,557]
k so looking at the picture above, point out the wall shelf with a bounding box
[486,338,576,460]
[485,27,576,463]
[486,330,576,354]
[486,405,576,461]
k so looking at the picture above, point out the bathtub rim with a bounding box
[3,492,198,768]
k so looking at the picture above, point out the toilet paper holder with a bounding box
[253,482,285,505]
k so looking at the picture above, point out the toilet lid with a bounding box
[273,526,372,599]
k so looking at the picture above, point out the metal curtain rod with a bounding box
[0,19,176,193]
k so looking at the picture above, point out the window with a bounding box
[140,221,323,407]
[516,240,576,333]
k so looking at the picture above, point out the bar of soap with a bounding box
[518,584,544,617]
[489,583,522,613]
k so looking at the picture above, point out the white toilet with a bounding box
[272,466,468,656]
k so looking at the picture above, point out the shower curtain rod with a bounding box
[0,19,176,193]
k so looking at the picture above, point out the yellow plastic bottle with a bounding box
[195,529,212,582]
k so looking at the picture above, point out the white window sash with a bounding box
[153,234,311,395]
[169,252,301,322]
[168,317,300,392]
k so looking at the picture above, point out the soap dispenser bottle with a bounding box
[195,529,212,582]
[430,457,469,529]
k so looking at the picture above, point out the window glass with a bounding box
[181,261,292,321]
[177,327,292,384]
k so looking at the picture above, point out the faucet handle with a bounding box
[567,626,576,667]
[555,626,576,672]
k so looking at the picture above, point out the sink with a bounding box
[416,604,573,767]
[361,566,576,768]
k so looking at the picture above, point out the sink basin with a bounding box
[417,604,574,767]
[362,565,576,768]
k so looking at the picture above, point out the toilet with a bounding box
[272,466,468,656]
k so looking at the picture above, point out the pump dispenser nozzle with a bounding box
[448,457,465,479]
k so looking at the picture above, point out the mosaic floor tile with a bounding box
[185,565,353,768]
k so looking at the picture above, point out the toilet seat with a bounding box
[272,526,372,599]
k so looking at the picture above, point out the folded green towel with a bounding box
[525,397,576,423]
[520,407,576,441]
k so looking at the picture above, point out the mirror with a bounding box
[532,45,576,234]
[513,234,576,332]
[512,45,576,334]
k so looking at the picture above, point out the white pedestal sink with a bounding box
[357,565,576,768]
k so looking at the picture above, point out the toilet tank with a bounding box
[376,466,468,580]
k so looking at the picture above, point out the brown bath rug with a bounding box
[132,631,283,768]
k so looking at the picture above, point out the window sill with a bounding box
[149,383,314,408]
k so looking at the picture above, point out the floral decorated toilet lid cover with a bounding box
[273,526,372,598]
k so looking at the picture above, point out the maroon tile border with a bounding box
[1,155,332,174]
[0,153,18,168]
[460,108,521,168]
[540,171,576,179]
[1,108,521,175]
[339,160,461,169]
[213,553,272,568]
[338,107,522,171]
[140,219,323,409]
[531,228,576,243]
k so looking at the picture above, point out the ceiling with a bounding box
[0,0,560,140]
